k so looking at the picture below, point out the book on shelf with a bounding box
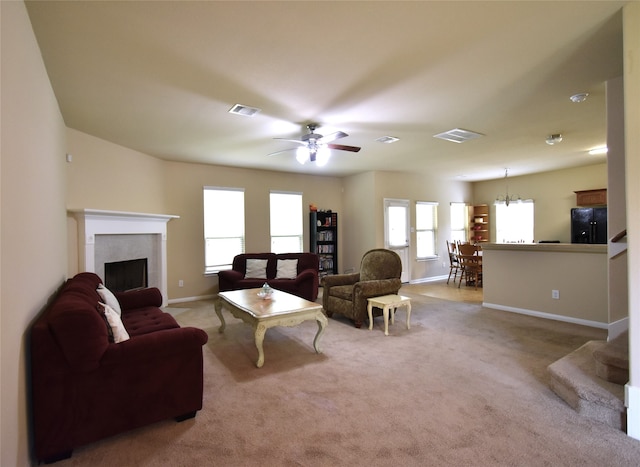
[316,244,334,254]
[317,230,334,242]
[319,256,334,272]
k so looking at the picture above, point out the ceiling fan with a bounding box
[269,124,361,166]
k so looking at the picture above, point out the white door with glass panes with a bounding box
[384,198,410,283]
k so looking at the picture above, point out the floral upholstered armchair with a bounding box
[321,249,402,328]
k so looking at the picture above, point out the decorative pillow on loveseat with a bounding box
[97,284,122,316]
[245,259,268,278]
[99,302,130,343]
[276,259,298,279]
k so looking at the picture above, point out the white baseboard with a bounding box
[482,302,608,329]
[167,294,216,305]
[608,317,629,341]
[626,384,640,440]
[409,275,449,284]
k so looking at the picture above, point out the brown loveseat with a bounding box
[31,272,208,463]
[218,253,320,301]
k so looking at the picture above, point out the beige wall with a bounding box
[162,161,343,299]
[66,131,343,296]
[1,2,69,465]
[65,131,480,292]
[342,172,377,273]
[341,171,472,281]
[66,128,167,275]
[66,128,167,214]
[606,76,628,326]
[65,137,345,300]
[472,164,608,243]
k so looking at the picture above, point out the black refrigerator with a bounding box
[571,207,607,244]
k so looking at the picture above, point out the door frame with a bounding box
[383,198,410,283]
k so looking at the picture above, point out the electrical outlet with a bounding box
[179,280,184,287]
[552,289,559,299]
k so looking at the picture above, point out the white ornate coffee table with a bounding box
[215,288,328,368]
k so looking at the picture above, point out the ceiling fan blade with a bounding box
[266,148,296,157]
[273,138,306,145]
[327,143,361,153]
[319,131,348,144]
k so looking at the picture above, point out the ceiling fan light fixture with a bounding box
[315,146,331,167]
[296,147,308,164]
[271,123,360,166]
[228,103,261,117]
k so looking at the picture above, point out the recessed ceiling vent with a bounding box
[433,128,484,143]
[228,104,261,117]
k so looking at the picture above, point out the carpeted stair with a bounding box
[547,332,629,430]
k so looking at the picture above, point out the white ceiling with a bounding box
[25,1,626,181]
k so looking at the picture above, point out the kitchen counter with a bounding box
[481,242,608,327]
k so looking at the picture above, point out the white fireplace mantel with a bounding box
[70,209,179,305]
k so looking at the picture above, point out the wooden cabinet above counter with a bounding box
[574,189,606,206]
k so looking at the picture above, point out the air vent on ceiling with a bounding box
[228,104,261,117]
[433,128,484,143]
[376,136,399,144]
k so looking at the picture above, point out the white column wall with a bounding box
[623,2,640,441]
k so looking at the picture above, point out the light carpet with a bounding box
[53,288,640,466]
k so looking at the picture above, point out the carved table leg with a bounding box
[215,298,226,333]
[253,323,267,368]
[313,312,328,353]
[383,305,391,336]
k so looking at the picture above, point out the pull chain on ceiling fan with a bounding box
[268,124,361,166]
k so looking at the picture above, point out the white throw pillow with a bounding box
[97,284,122,316]
[276,259,298,279]
[245,259,268,279]
[100,302,130,343]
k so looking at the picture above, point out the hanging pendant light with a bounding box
[494,169,522,207]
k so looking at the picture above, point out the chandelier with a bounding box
[494,169,521,207]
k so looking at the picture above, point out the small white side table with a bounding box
[367,294,412,336]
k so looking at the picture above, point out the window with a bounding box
[450,202,468,243]
[416,201,438,258]
[270,191,303,253]
[495,200,534,243]
[203,187,245,273]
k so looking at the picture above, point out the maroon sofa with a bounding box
[30,272,208,463]
[218,253,320,301]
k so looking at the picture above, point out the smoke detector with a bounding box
[570,93,589,103]
[545,134,563,145]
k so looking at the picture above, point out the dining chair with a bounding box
[457,242,478,256]
[458,252,483,290]
[446,240,460,284]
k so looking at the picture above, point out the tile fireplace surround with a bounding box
[70,209,179,305]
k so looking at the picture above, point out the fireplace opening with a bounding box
[104,258,148,293]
